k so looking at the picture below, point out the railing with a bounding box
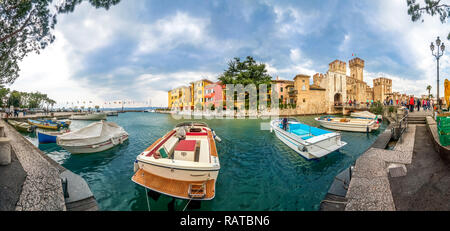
[391,112,408,141]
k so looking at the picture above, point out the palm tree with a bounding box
[427,85,432,98]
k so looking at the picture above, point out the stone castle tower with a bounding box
[373,77,392,102]
[349,57,364,82]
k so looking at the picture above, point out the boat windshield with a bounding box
[175,122,209,128]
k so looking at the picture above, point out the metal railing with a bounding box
[392,112,408,141]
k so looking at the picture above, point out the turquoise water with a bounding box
[24,112,387,211]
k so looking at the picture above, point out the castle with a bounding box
[274,57,393,114]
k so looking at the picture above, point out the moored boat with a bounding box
[70,112,107,120]
[27,119,60,130]
[7,120,33,133]
[105,111,119,116]
[132,122,220,201]
[350,111,382,121]
[271,118,347,159]
[56,120,128,154]
[37,130,70,143]
[315,116,380,133]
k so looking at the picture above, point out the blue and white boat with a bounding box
[37,130,70,143]
[270,118,347,159]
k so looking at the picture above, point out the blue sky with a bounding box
[11,0,450,107]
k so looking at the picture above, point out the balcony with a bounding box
[288,90,298,96]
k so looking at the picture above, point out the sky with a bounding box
[9,0,450,108]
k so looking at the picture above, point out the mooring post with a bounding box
[0,137,12,166]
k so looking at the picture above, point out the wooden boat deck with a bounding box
[132,169,215,200]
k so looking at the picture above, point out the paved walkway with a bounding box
[390,125,450,210]
[345,125,416,211]
[0,120,66,211]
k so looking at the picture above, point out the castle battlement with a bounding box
[328,60,346,74]
[349,57,365,68]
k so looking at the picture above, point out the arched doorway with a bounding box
[334,93,342,106]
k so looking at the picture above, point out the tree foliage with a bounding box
[407,0,450,39]
[0,0,121,84]
[219,56,272,87]
[0,85,56,108]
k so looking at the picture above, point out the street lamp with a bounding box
[430,36,445,110]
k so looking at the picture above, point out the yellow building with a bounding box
[168,86,192,110]
[373,77,392,102]
[191,79,214,109]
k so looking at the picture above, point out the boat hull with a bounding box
[58,134,128,154]
[27,119,59,130]
[316,119,379,132]
[272,123,346,159]
[133,160,219,200]
[37,131,58,143]
[70,113,107,120]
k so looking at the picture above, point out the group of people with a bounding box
[2,107,29,119]
[402,97,433,112]
[347,99,375,107]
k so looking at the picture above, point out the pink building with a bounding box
[204,81,225,109]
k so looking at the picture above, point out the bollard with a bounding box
[0,137,11,165]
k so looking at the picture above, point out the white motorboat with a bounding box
[315,116,380,133]
[270,118,347,159]
[350,111,382,121]
[132,122,220,200]
[70,112,107,120]
[57,120,128,154]
[105,111,119,116]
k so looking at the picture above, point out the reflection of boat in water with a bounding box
[350,111,382,121]
[57,120,128,154]
[28,119,60,130]
[315,116,380,133]
[144,109,155,113]
[132,122,220,201]
[70,112,107,120]
[8,120,33,132]
[37,129,70,143]
[271,118,347,159]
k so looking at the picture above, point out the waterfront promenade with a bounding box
[0,119,98,211]
[343,110,450,210]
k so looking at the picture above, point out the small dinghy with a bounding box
[132,122,220,201]
[70,112,107,120]
[57,120,128,154]
[350,111,382,121]
[8,120,33,133]
[315,116,380,133]
[28,119,60,130]
[37,130,70,143]
[271,118,347,159]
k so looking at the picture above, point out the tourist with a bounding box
[409,96,414,112]
[417,99,421,111]
[282,117,288,131]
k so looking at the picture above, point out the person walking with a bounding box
[409,96,414,112]
[417,99,421,111]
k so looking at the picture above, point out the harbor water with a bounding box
[24,112,388,211]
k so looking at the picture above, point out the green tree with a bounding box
[407,0,450,40]
[7,90,21,107]
[219,56,272,87]
[427,85,432,98]
[0,86,10,107]
[0,0,121,84]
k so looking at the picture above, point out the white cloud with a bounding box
[135,12,212,55]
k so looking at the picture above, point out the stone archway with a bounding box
[334,93,342,106]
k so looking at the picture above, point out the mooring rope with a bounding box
[145,187,151,211]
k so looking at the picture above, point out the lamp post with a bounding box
[430,36,445,110]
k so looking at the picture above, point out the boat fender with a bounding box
[215,136,222,142]
[111,137,118,145]
[133,160,139,173]
[92,144,99,149]
[298,145,307,152]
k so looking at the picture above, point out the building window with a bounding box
[302,85,306,91]
[303,99,306,103]
[280,87,283,92]
[302,79,305,83]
